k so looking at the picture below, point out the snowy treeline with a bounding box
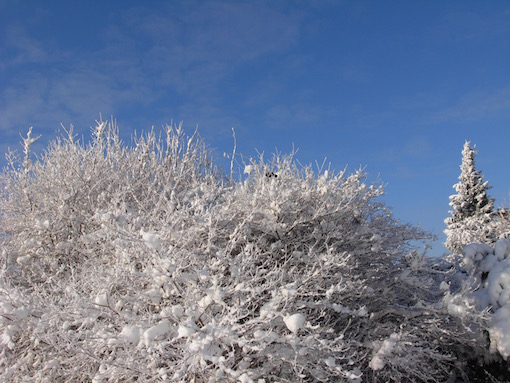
[0,121,508,382]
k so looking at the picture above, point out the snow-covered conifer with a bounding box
[445,141,495,254]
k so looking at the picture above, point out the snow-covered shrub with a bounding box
[0,120,498,382]
[445,239,510,362]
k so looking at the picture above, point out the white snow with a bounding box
[489,303,510,360]
[94,292,108,306]
[462,243,493,258]
[462,243,493,270]
[439,281,449,291]
[35,218,50,230]
[1,325,19,350]
[16,254,31,265]
[357,306,368,317]
[238,373,253,383]
[142,319,171,346]
[486,264,510,308]
[119,325,143,344]
[494,238,510,260]
[177,325,196,338]
[160,304,184,318]
[244,165,253,175]
[458,238,510,359]
[369,333,400,371]
[325,357,336,367]
[280,283,297,298]
[204,283,224,304]
[140,229,161,250]
[284,313,306,333]
[259,298,279,320]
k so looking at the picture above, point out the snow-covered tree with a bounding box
[445,141,495,255]
[0,121,503,382]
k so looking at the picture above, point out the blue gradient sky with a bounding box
[2,1,510,255]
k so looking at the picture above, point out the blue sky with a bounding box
[1,0,510,255]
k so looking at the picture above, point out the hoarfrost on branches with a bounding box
[0,119,505,382]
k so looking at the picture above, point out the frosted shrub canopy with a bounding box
[0,121,506,382]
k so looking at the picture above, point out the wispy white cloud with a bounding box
[0,62,122,134]
[131,2,301,60]
[116,2,302,100]
[428,87,510,125]
[0,1,305,144]
[3,25,56,65]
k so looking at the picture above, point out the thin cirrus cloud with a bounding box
[112,2,302,98]
[0,1,305,143]
[428,88,510,126]
[1,26,114,134]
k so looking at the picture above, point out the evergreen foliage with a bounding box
[444,141,495,254]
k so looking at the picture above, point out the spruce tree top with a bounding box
[447,141,494,224]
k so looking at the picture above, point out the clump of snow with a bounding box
[35,218,50,230]
[177,325,196,338]
[462,243,493,259]
[494,238,510,260]
[444,292,476,318]
[477,243,510,311]
[325,356,336,367]
[489,303,510,360]
[244,165,253,175]
[284,313,306,333]
[1,325,19,350]
[140,229,161,250]
[238,373,253,383]
[486,263,510,308]
[119,325,143,344]
[345,368,362,382]
[94,292,108,306]
[160,304,184,319]
[259,297,280,320]
[142,319,171,347]
[357,306,368,317]
[461,243,493,271]
[369,333,400,371]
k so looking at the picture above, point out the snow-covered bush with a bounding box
[0,120,499,382]
[445,240,510,361]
